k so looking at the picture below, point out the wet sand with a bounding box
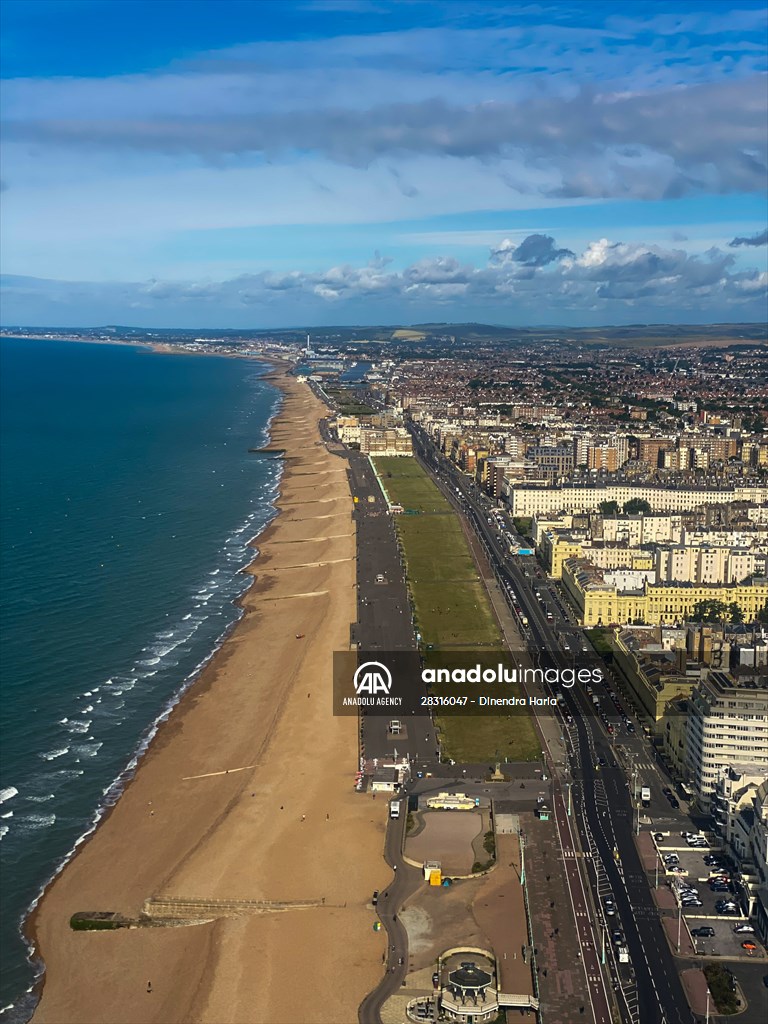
[30,375,386,1023]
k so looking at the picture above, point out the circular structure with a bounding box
[448,961,493,992]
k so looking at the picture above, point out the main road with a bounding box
[410,423,692,1024]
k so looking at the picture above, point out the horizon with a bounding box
[2,318,768,335]
[1,0,767,327]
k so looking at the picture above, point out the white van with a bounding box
[389,800,401,820]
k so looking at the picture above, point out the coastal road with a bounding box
[411,424,693,1024]
[358,813,424,1024]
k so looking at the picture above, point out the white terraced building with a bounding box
[502,482,768,517]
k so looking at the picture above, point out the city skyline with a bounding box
[1,0,767,328]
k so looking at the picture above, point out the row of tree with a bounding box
[690,599,768,625]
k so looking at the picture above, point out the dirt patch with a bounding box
[405,810,483,874]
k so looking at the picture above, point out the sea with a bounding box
[0,337,282,1020]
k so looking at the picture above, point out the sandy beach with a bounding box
[30,373,386,1024]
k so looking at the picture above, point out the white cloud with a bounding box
[3,233,765,328]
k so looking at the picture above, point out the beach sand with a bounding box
[30,375,386,1024]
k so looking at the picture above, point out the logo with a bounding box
[354,661,393,695]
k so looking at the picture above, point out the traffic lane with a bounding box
[550,779,613,1024]
[419,433,690,1022]
[433,459,614,1020]
[574,715,690,1024]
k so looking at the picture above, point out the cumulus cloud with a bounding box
[491,234,574,267]
[3,234,765,325]
[729,228,768,247]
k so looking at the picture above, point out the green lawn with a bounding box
[374,457,452,512]
[372,456,538,761]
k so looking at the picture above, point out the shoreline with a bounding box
[24,364,385,1023]
[7,355,285,1019]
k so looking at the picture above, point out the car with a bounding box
[734,924,756,934]
[598,756,607,767]
[692,927,715,938]
[604,898,616,916]
[662,787,673,797]
[717,907,739,915]
[668,797,680,808]
[653,832,665,842]
[372,890,379,906]
[742,941,757,952]
[611,929,624,944]
[682,897,703,906]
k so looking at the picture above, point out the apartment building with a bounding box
[562,556,768,627]
[359,427,413,456]
[685,672,768,812]
[503,482,768,517]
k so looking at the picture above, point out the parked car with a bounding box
[653,833,665,842]
[734,924,756,934]
[692,927,715,938]
[604,898,616,916]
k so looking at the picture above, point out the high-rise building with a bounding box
[685,672,768,812]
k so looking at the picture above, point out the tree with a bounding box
[728,602,744,625]
[689,599,730,623]
[756,602,768,625]
[599,500,620,515]
[624,498,652,515]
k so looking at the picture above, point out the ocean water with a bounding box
[0,338,282,1019]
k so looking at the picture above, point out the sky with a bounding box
[1,0,767,329]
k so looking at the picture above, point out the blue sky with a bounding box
[1,0,766,328]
